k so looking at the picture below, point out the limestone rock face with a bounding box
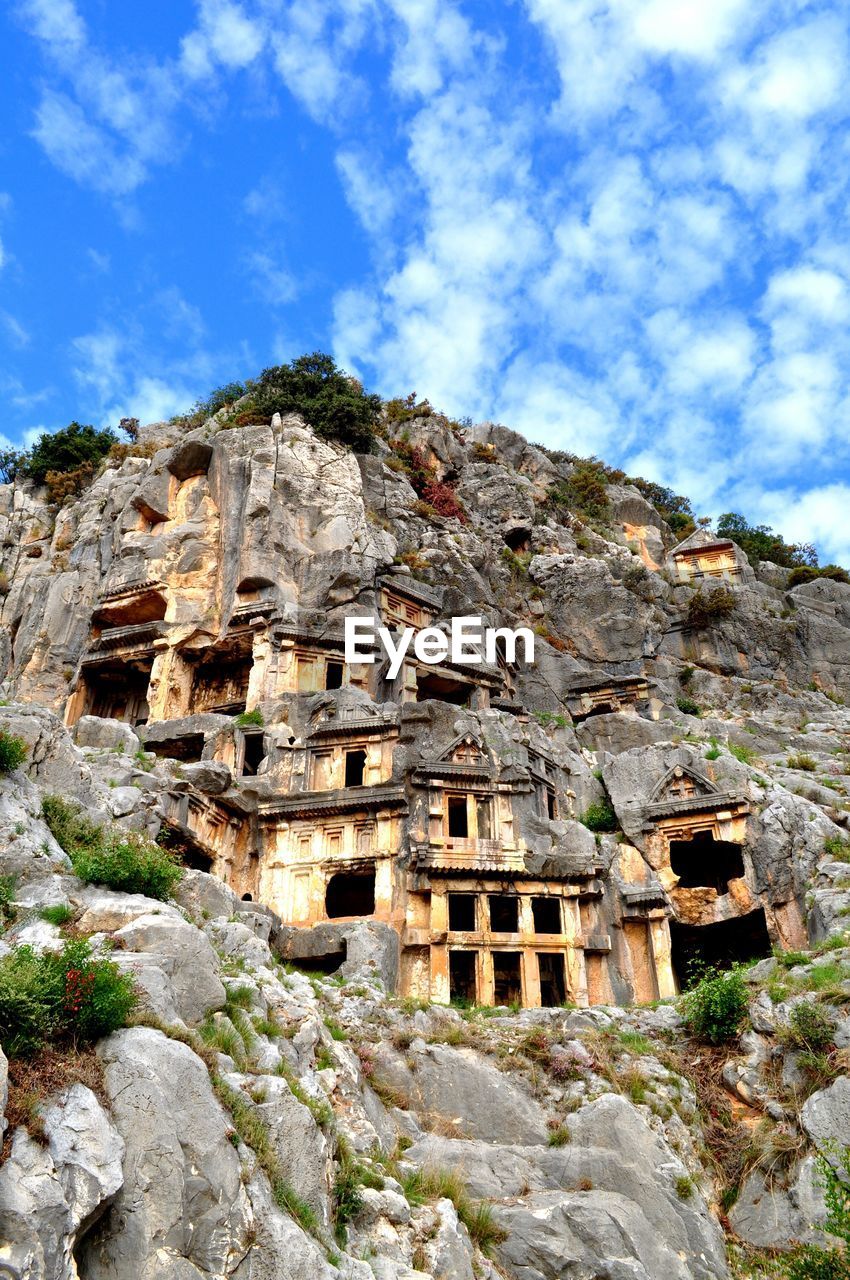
[81,1027,253,1280]
[112,914,227,1024]
[410,1094,728,1280]
[0,1085,124,1280]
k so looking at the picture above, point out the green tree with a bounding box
[716,512,818,569]
[24,423,118,485]
[252,352,382,452]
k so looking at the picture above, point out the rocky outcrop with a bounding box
[0,405,849,1278]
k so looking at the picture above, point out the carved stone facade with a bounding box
[3,413,820,1009]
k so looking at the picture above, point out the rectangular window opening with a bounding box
[532,897,562,934]
[449,950,477,1005]
[325,660,344,690]
[448,893,477,931]
[493,952,522,1006]
[488,895,519,933]
[344,749,367,788]
[537,953,567,1007]
[240,732,265,777]
[447,795,468,837]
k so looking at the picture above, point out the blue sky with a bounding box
[2,1,850,562]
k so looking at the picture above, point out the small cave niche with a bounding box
[325,869,376,919]
[574,700,616,722]
[532,897,562,934]
[241,893,253,902]
[671,908,772,989]
[189,649,252,716]
[448,893,477,931]
[240,732,266,777]
[493,952,522,1006]
[503,527,531,553]
[449,950,478,1004]
[93,587,167,628]
[344,748,367,788]
[488,895,519,933]
[287,944,347,976]
[537,953,567,1007]
[83,658,153,726]
[157,823,212,872]
[670,832,745,895]
[147,733,206,763]
[325,660,344,690]
[416,671,471,706]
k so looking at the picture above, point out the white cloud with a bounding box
[754,483,850,567]
[721,17,847,122]
[18,0,85,47]
[245,252,299,305]
[181,0,265,78]
[32,92,146,196]
[0,312,30,349]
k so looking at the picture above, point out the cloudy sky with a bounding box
[2,0,849,560]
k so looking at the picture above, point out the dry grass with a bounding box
[2,1045,106,1159]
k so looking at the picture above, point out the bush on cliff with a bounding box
[42,795,182,901]
[680,966,748,1043]
[0,938,135,1058]
[23,422,118,486]
[787,564,850,588]
[251,352,382,452]
[686,585,736,628]
[0,728,28,774]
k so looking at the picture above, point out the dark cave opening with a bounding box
[671,908,772,989]
[670,832,745,894]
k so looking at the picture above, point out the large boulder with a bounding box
[408,1093,729,1280]
[113,914,226,1023]
[372,1041,550,1145]
[0,1085,124,1280]
[81,1027,252,1279]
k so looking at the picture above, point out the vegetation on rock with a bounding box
[680,966,749,1043]
[42,795,182,900]
[0,938,135,1058]
[0,728,28,774]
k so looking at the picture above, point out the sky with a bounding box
[1,0,850,563]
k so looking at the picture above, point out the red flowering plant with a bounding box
[0,937,136,1058]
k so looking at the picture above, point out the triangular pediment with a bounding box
[439,732,487,765]
[648,762,717,804]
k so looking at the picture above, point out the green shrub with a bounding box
[787,1002,836,1053]
[545,461,610,524]
[23,422,118,485]
[39,903,72,926]
[235,708,264,727]
[0,939,135,1057]
[680,966,748,1043]
[71,833,182,900]
[0,728,28,774]
[581,800,618,833]
[676,695,702,717]
[788,564,850,588]
[43,796,182,900]
[686,586,736,628]
[251,352,382,452]
[0,873,16,922]
[824,835,850,862]
[787,753,817,771]
[729,743,757,765]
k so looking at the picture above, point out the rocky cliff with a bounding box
[0,403,849,1279]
